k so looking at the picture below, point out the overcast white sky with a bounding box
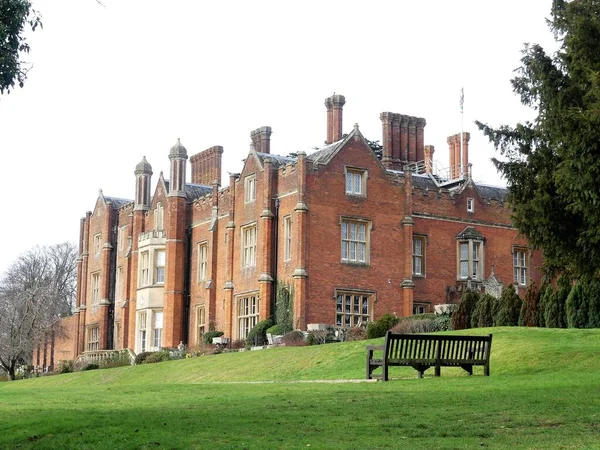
[0,0,557,275]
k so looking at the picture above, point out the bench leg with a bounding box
[382,364,389,382]
[435,365,441,377]
[484,363,490,377]
[460,364,473,376]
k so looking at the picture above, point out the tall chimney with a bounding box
[250,126,272,154]
[447,135,456,179]
[461,132,470,178]
[325,94,346,144]
[190,145,223,185]
[380,112,394,167]
[408,117,417,162]
[415,118,426,162]
[424,145,435,174]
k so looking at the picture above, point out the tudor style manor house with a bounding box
[37,94,543,365]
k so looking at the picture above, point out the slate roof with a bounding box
[306,139,345,164]
[164,180,212,201]
[255,152,296,168]
[104,196,133,209]
[408,173,507,200]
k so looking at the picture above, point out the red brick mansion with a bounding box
[39,94,542,363]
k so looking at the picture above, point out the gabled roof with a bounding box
[306,124,367,165]
[456,226,486,241]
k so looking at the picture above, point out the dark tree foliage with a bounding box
[538,284,553,327]
[477,0,600,278]
[585,276,600,327]
[566,281,588,328]
[493,285,522,327]
[451,290,480,330]
[366,139,383,160]
[545,276,571,327]
[0,0,42,94]
[519,280,540,327]
[471,293,496,328]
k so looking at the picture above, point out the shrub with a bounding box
[538,284,553,327]
[346,326,367,341]
[494,285,522,326]
[275,281,294,334]
[307,329,328,345]
[451,290,480,330]
[586,276,600,328]
[266,324,285,336]
[566,281,587,328]
[366,313,400,339]
[134,351,154,365]
[142,351,171,364]
[246,319,273,347]
[471,294,496,328]
[80,363,99,371]
[430,315,452,331]
[281,331,305,346]
[57,360,73,374]
[519,280,540,327]
[392,319,431,334]
[202,331,224,345]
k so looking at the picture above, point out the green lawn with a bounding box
[1,328,599,449]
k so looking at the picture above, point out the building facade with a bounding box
[43,94,543,362]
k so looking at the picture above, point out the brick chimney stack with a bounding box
[447,132,470,179]
[325,94,345,144]
[250,126,272,154]
[190,145,223,186]
[424,145,435,174]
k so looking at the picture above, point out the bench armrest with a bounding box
[366,345,385,352]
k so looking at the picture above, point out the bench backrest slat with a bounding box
[384,332,492,363]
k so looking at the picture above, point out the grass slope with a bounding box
[1,328,599,449]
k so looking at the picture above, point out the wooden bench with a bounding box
[366,331,492,380]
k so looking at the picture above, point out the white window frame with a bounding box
[467,198,475,213]
[155,250,165,284]
[153,311,163,349]
[241,224,257,268]
[196,305,206,345]
[87,326,100,352]
[237,294,259,340]
[335,290,372,327]
[138,311,147,353]
[139,251,150,287]
[412,236,425,276]
[413,303,428,315]
[457,240,484,281]
[513,248,528,286]
[93,233,102,255]
[91,272,100,306]
[244,175,256,203]
[155,202,164,230]
[341,218,370,265]
[345,168,367,197]
[197,242,208,282]
[283,216,292,262]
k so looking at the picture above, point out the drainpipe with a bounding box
[272,197,280,318]
[183,226,192,345]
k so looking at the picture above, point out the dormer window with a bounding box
[345,168,366,197]
[245,175,256,203]
[467,198,475,213]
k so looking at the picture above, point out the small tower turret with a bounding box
[169,138,188,197]
[134,156,153,210]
